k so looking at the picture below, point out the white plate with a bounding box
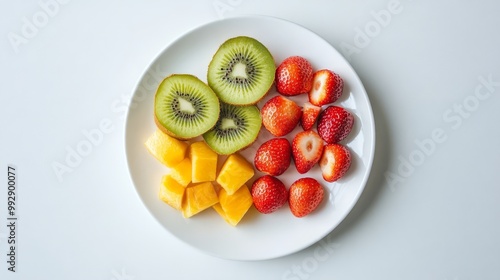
[125,15,375,261]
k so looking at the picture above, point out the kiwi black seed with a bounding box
[154,74,220,139]
[203,102,262,155]
[207,36,275,105]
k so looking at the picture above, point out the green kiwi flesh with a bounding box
[207,36,275,105]
[203,103,262,155]
[154,74,220,139]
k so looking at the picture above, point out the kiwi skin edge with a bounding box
[205,123,262,155]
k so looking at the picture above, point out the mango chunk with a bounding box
[214,185,253,226]
[159,175,186,211]
[216,153,254,195]
[182,181,219,218]
[189,142,217,183]
[145,129,188,167]
[213,204,226,220]
[169,158,192,187]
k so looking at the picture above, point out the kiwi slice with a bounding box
[207,36,275,105]
[203,103,262,155]
[154,74,220,139]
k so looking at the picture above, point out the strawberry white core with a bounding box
[309,73,327,100]
[321,151,335,170]
[299,136,322,161]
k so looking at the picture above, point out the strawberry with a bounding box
[254,138,292,176]
[317,106,354,143]
[275,56,314,96]
[301,102,321,131]
[261,95,302,136]
[292,130,325,174]
[320,143,351,182]
[289,177,324,218]
[308,69,344,106]
[251,175,288,214]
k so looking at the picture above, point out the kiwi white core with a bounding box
[231,63,248,79]
[178,97,195,114]
[220,118,237,130]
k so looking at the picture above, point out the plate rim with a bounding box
[124,14,376,261]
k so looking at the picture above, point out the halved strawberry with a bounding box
[292,130,325,174]
[275,56,314,96]
[251,175,288,214]
[317,106,354,143]
[319,144,351,182]
[254,138,291,176]
[301,102,321,131]
[289,177,324,218]
[308,69,344,106]
[261,95,302,137]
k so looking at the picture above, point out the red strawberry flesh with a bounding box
[289,177,324,218]
[301,102,321,131]
[317,106,354,143]
[261,95,302,137]
[251,175,288,214]
[254,138,291,176]
[276,56,314,96]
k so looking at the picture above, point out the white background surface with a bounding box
[1,0,499,279]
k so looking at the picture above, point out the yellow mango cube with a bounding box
[181,181,219,218]
[216,153,254,195]
[189,142,217,183]
[169,158,191,187]
[159,175,185,211]
[212,203,227,221]
[145,129,188,167]
[214,185,253,226]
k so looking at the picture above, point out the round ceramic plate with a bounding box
[125,15,375,261]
